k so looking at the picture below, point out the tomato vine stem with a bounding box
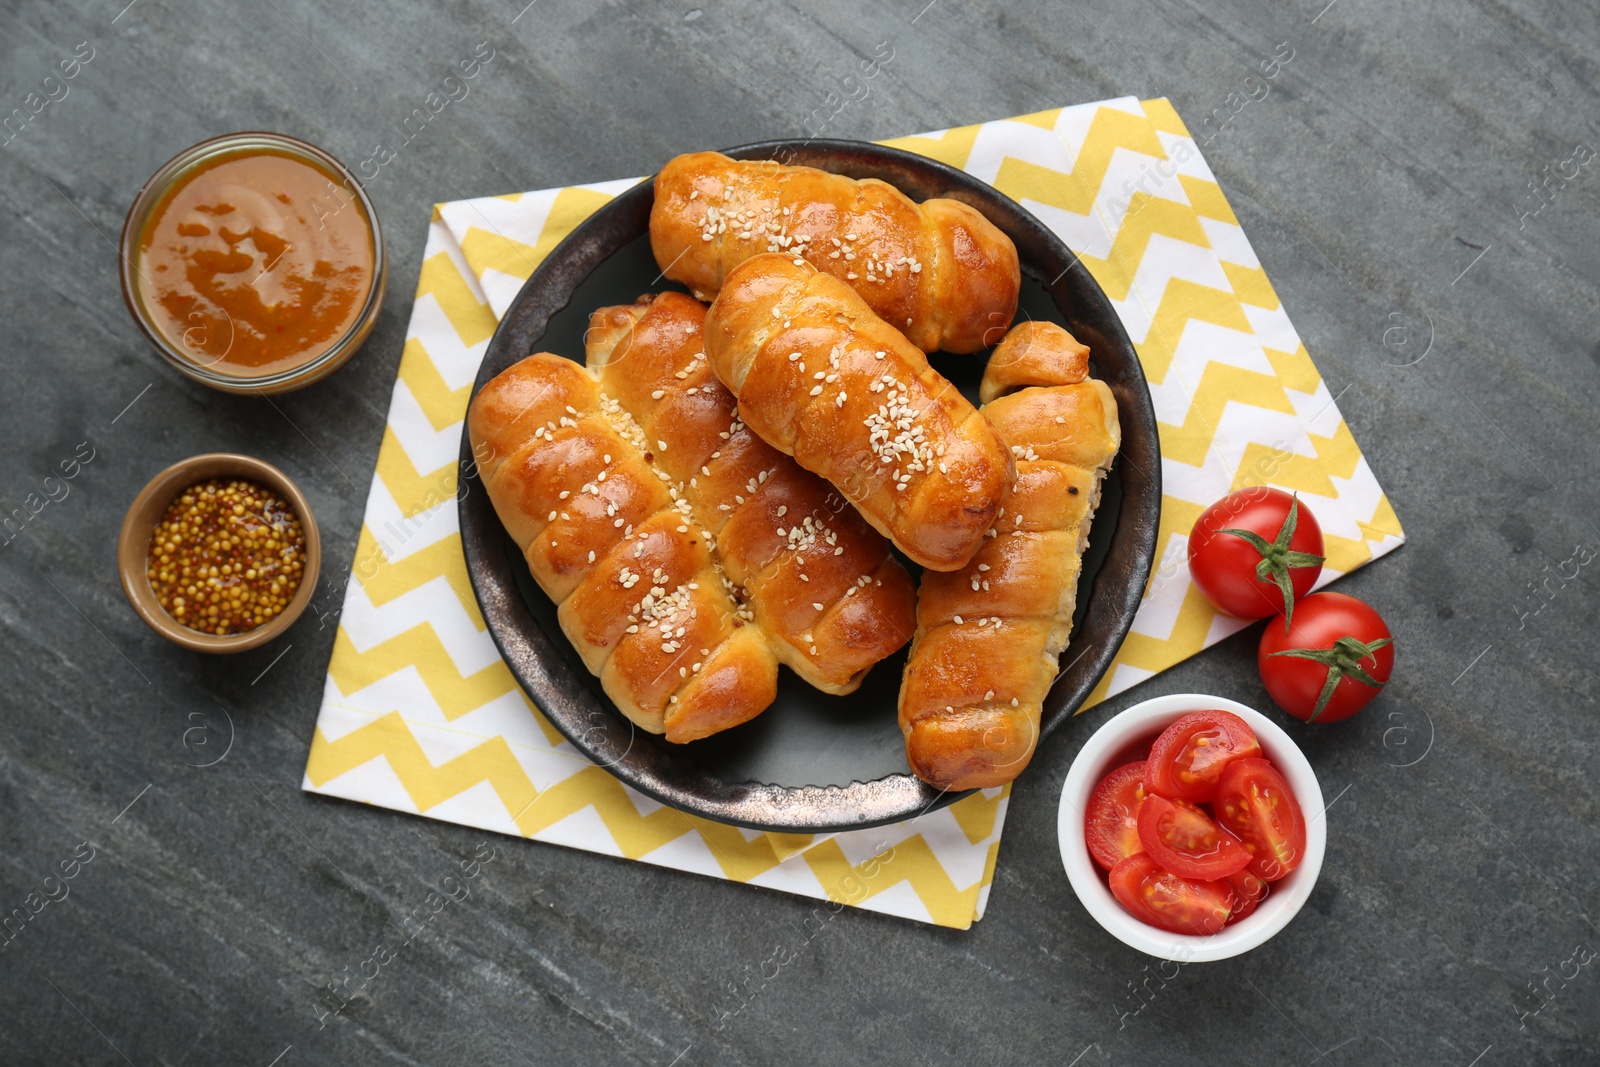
[1220,492,1325,630]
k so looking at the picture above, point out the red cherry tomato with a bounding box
[1225,868,1270,925]
[1214,758,1307,881]
[1188,488,1325,625]
[1144,709,1262,802]
[1108,853,1235,936]
[1258,591,1394,723]
[1085,761,1150,871]
[1136,794,1252,880]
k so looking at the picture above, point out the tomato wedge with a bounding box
[1145,710,1262,802]
[1214,758,1306,881]
[1136,794,1252,880]
[1085,761,1150,871]
[1108,853,1234,936]
[1225,868,1270,925]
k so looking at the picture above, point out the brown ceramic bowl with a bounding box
[118,453,321,653]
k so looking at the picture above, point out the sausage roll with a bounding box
[651,151,1019,354]
[897,321,1121,789]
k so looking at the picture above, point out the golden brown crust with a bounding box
[897,322,1121,790]
[586,292,915,694]
[978,318,1091,405]
[703,254,1014,572]
[650,151,1019,354]
[468,352,778,742]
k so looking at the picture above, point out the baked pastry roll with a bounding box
[703,253,1014,573]
[897,321,1121,790]
[469,352,779,742]
[651,151,1019,354]
[585,292,915,694]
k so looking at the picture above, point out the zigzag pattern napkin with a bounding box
[302,97,1403,930]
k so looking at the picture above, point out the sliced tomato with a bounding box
[1085,761,1150,871]
[1214,758,1306,881]
[1136,794,1252,880]
[1225,868,1270,925]
[1108,853,1234,936]
[1144,710,1262,802]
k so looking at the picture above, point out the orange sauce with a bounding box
[135,149,374,377]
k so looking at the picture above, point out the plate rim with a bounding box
[457,137,1161,833]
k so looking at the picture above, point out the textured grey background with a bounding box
[2,0,1598,1064]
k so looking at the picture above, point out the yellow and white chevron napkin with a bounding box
[303,97,1404,931]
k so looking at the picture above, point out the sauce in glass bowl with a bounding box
[121,133,385,394]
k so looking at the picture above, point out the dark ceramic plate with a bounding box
[460,139,1160,833]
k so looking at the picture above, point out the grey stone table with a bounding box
[2,0,1597,1063]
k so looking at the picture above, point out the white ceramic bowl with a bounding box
[1057,692,1326,961]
